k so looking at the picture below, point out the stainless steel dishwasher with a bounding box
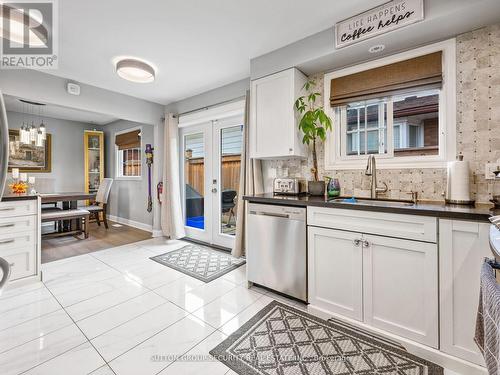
[247,203,307,302]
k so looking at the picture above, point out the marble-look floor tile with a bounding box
[109,315,215,375]
[220,265,247,286]
[0,285,53,314]
[44,268,122,296]
[0,296,62,331]
[53,273,144,307]
[65,281,147,322]
[0,309,73,353]
[23,342,105,375]
[0,324,86,375]
[91,301,188,362]
[161,278,236,313]
[153,276,205,300]
[0,281,45,299]
[77,291,167,339]
[159,330,229,375]
[136,238,187,255]
[89,365,116,375]
[192,286,262,328]
[219,295,274,336]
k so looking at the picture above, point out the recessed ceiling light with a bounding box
[0,4,48,47]
[115,58,156,83]
[368,44,385,54]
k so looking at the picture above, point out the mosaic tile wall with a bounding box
[262,24,500,203]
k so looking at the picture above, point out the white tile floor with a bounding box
[0,237,463,375]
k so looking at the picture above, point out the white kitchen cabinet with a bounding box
[363,234,438,348]
[439,219,490,365]
[250,68,307,159]
[0,198,41,285]
[308,226,363,321]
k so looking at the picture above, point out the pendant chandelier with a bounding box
[18,99,46,147]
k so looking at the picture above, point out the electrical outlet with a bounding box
[485,161,500,180]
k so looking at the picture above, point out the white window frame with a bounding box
[324,38,456,170]
[114,126,143,180]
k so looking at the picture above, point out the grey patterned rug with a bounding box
[210,301,443,375]
[149,243,245,283]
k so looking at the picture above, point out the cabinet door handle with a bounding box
[0,224,15,228]
[0,239,14,245]
[0,208,15,212]
[363,240,370,247]
[353,239,361,247]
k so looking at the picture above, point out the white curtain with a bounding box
[161,114,186,239]
[232,92,264,258]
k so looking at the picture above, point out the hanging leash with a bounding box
[145,144,154,213]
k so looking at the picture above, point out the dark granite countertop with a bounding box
[1,193,39,202]
[243,193,498,222]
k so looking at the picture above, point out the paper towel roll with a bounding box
[446,159,472,203]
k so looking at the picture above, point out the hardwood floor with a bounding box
[41,221,152,263]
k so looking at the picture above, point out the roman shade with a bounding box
[330,51,443,106]
[115,129,140,150]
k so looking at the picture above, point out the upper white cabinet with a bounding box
[250,68,307,159]
[439,219,490,366]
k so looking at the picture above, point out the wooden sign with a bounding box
[335,0,424,49]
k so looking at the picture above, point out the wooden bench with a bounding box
[41,209,90,239]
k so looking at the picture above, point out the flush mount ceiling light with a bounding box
[115,58,156,83]
[0,4,48,47]
[368,44,385,54]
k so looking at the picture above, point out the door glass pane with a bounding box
[220,125,243,236]
[184,133,205,230]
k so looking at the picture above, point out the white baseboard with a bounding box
[151,229,163,238]
[107,215,153,233]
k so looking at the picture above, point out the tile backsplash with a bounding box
[262,24,500,203]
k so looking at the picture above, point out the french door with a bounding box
[179,114,243,249]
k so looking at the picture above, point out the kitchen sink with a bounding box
[328,197,415,207]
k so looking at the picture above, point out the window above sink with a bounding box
[324,39,457,170]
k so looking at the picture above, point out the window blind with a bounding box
[330,51,443,107]
[115,129,141,150]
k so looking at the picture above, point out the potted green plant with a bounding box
[294,80,332,196]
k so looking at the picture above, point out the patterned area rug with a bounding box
[150,243,246,283]
[210,301,443,375]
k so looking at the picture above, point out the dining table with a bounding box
[40,192,96,233]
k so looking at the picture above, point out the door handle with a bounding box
[249,211,289,219]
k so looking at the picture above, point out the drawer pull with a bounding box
[0,239,14,245]
[0,224,15,228]
[0,208,15,212]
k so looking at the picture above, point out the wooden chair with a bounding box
[86,178,113,229]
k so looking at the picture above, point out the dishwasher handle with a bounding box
[249,210,289,219]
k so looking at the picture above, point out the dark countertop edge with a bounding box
[243,195,495,222]
[1,194,39,202]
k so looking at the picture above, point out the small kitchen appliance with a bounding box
[273,178,306,195]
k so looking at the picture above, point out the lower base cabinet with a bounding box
[439,219,490,366]
[308,225,439,348]
[308,227,363,321]
[363,234,438,348]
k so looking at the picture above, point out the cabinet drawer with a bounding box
[0,216,36,236]
[307,207,437,243]
[0,200,36,218]
[1,245,36,281]
[0,230,36,250]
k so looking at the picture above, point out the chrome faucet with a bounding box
[365,155,388,199]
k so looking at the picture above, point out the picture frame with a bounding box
[8,129,52,173]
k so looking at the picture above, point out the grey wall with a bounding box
[7,111,101,192]
[103,119,154,228]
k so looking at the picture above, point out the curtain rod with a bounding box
[173,95,246,118]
